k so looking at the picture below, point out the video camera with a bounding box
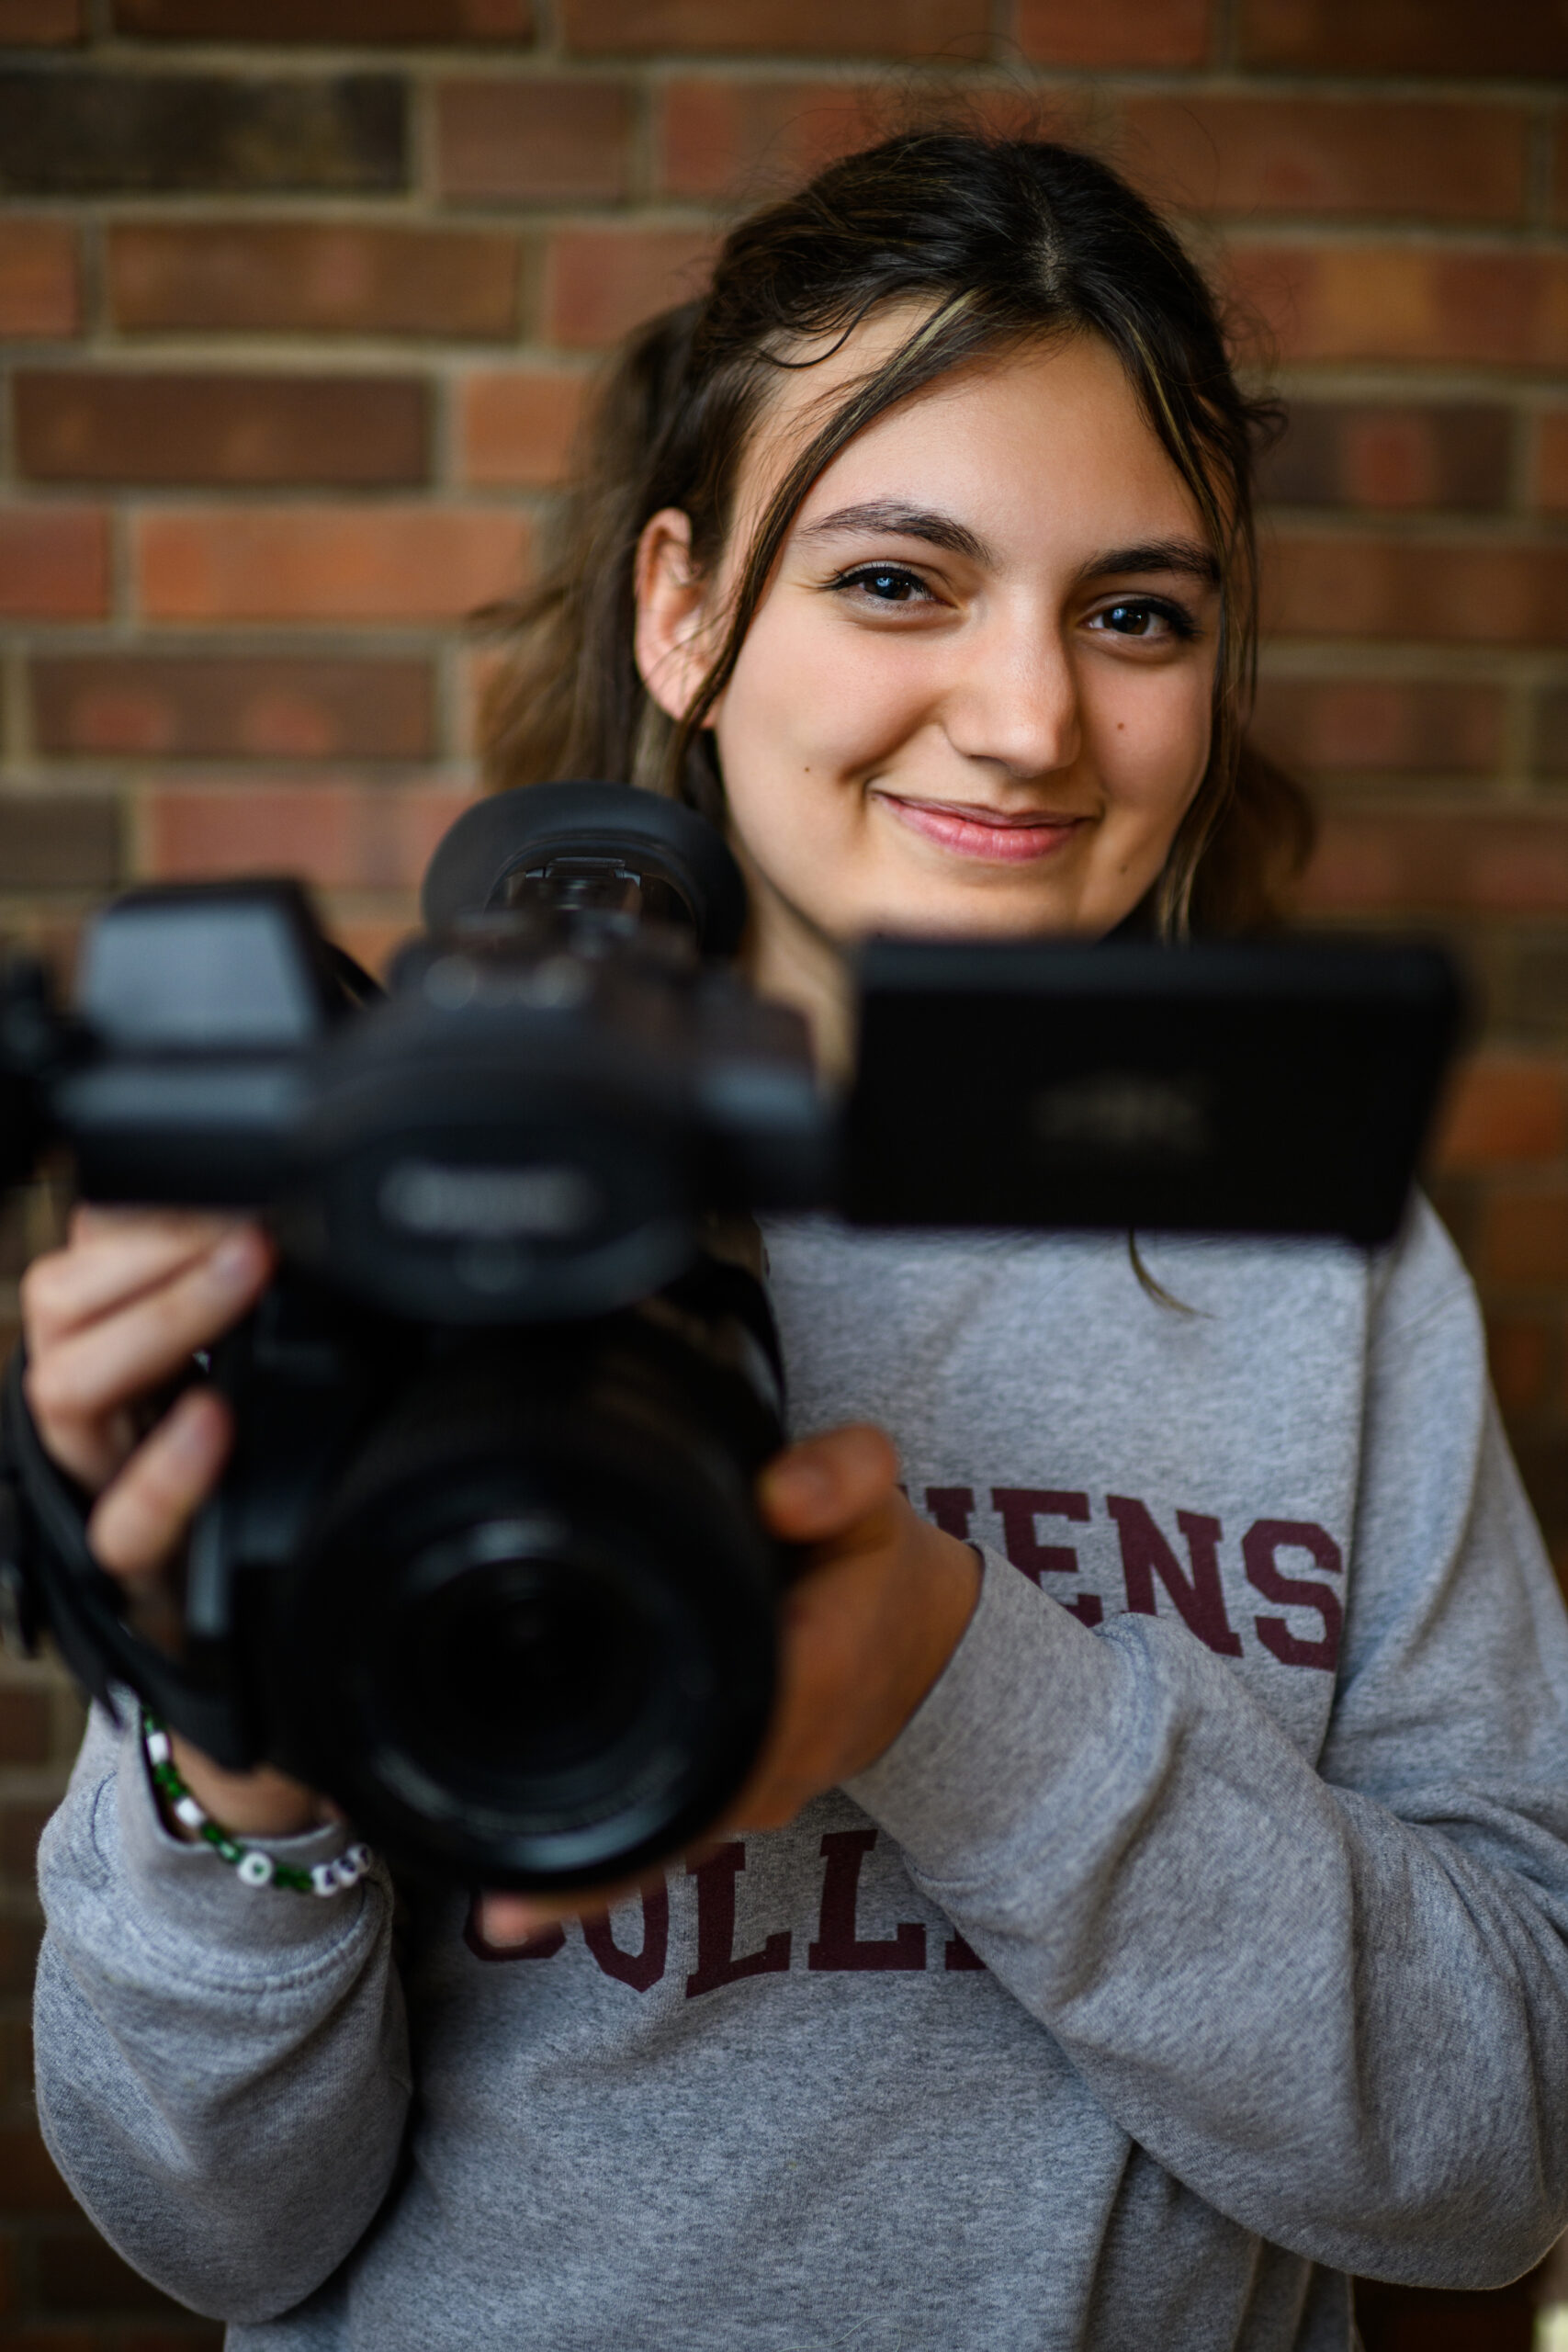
[0,784,1460,1889]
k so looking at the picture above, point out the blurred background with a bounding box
[0,0,1565,2344]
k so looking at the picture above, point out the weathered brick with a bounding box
[559,0,988,54]
[1123,96,1528,225]
[1302,810,1568,917]
[1269,536,1568,649]
[0,0,83,40]
[141,784,474,892]
[137,507,528,626]
[0,71,404,197]
[1017,0,1209,64]
[37,2228,192,2312]
[1230,244,1568,369]
[114,0,531,34]
[1239,0,1568,75]
[1536,688,1568,778]
[1259,402,1511,513]
[1485,1312,1554,1418]
[0,220,79,339]
[1537,413,1568,515]
[1554,118,1568,229]
[1250,678,1503,774]
[0,1800,52,1886]
[1479,1192,1568,1287]
[459,368,587,486]
[1434,1057,1568,1170]
[0,1921,40,2000]
[14,372,429,489]
[0,1690,51,1769]
[0,798,121,889]
[544,225,717,349]
[31,654,434,760]
[108,220,519,340]
[0,511,109,622]
[658,76,884,199]
[437,78,634,204]
[0,2125,73,2212]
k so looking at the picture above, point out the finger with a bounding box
[757,1423,899,1542]
[87,1385,233,1581]
[25,1214,256,1349]
[26,1227,274,1432]
[477,1863,665,1945]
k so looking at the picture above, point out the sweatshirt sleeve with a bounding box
[33,1701,410,2324]
[845,1203,1568,2290]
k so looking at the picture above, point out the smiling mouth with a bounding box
[872,790,1089,865]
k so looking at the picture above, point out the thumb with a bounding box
[757,1424,899,1542]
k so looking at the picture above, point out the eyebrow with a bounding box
[796,503,1220,589]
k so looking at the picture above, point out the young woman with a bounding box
[26,132,1568,2351]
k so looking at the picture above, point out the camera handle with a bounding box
[0,1350,242,1758]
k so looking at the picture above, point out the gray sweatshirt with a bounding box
[31,1202,1568,2350]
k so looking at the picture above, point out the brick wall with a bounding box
[0,2,1565,2344]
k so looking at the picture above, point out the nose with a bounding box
[939,604,1082,783]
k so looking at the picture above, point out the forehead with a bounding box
[741,320,1205,559]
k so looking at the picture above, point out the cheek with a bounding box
[1094,662,1213,822]
[716,600,931,795]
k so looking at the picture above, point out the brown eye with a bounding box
[1104,603,1156,636]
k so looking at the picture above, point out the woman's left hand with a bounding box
[478,1424,980,1946]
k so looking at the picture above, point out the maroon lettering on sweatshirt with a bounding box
[991,1487,1103,1625]
[807,1829,927,1972]
[1108,1497,1243,1657]
[944,1930,986,1972]
[581,1880,670,1992]
[925,1486,976,1542]
[1243,1519,1345,1671]
[462,1898,565,1963]
[684,1843,792,1998]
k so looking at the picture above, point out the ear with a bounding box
[634,508,716,725]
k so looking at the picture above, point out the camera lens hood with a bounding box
[422,782,749,960]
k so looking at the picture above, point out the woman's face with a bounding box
[636,327,1221,1034]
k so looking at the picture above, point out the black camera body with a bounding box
[0,782,1462,1891]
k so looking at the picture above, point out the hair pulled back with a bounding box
[482,129,1312,936]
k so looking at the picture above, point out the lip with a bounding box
[873,791,1089,865]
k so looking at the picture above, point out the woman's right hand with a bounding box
[21,1207,330,1838]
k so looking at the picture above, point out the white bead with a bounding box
[310,1860,344,1896]
[345,1844,372,1876]
[174,1795,206,1831]
[237,1850,275,1887]
[145,1729,171,1766]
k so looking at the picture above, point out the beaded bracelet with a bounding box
[141,1709,373,1897]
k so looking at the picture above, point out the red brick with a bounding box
[437,78,634,204]
[31,654,434,760]
[1239,0,1568,75]
[1260,402,1511,513]
[1250,678,1502,774]
[1302,811,1568,918]
[559,0,988,54]
[0,1690,51,1767]
[107,220,520,339]
[0,220,79,339]
[1230,244,1568,369]
[0,2125,72,2211]
[1479,1192,1568,1286]
[0,1921,40,1999]
[14,371,428,488]
[1493,1309,1562,1414]
[658,76,884,199]
[1554,119,1568,228]
[1123,96,1527,225]
[1434,1057,1568,1170]
[1269,535,1568,650]
[459,368,587,487]
[115,0,530,33]
[1,1799,53,1885]
[1017,0,1209,63]
[135,507,529,626]
[0,510,109,621]
[1537,413,1568,515]
[0,0,83,36]
[141,783,475,892]
[544,225,717,350]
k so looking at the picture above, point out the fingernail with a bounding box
[764,1455,831,1512]
[210,1233,261,1289]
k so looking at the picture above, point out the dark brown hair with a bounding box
[482,129,1313,936]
